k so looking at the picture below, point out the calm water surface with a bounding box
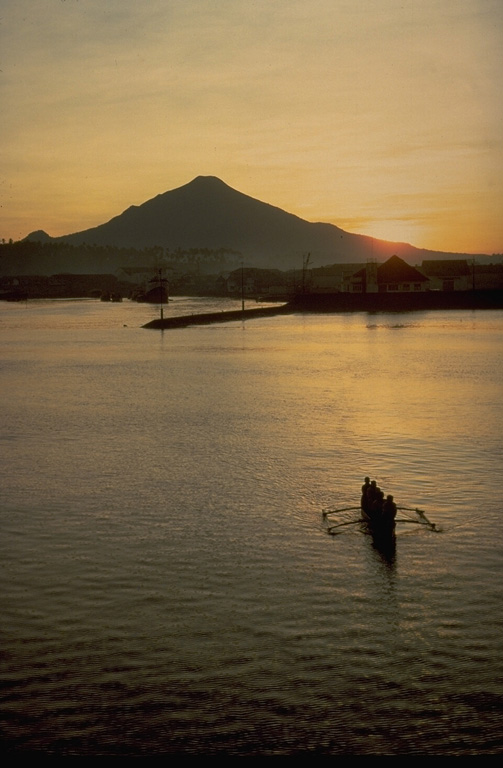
[1,299,502,755]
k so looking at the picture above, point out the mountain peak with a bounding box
[23,229,52,243]
[191,175,223,183]
[18,177,477,270]
[186,175,228,190]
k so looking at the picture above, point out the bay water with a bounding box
[1,298,502,755]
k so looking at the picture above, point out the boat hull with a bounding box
[361,508,396,537]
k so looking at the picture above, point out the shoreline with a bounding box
[291,289,503,313]
[143,289,503,329]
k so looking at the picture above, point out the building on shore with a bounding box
[310,255,429,294]
[420,260,471,291]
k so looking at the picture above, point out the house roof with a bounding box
[421,259,470,277]
[378,255,429,283]
[354,255,428,284]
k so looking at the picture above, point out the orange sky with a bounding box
[1,0,502,254]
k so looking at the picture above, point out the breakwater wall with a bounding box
[142,304,293,329]
[292,290,503,313]
[143,290,503,329]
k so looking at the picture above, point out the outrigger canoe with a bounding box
[322,505,437,537]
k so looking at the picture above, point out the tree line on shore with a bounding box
[0,239,243,278]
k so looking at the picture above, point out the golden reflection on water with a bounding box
[1,302,502,756]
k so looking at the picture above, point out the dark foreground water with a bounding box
[1,299,502,755]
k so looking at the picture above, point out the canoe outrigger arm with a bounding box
[323,504,438,532]
[322,506,361,517]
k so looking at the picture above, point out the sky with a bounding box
[1,0,502,254]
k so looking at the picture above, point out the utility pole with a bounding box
[241,262,245,312]
[159,268,164,321]
[302,253,311,294]
[150,267,168,322]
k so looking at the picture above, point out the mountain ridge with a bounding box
[22,176,487,271]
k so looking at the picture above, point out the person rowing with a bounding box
[371,489,385,518]
[360,478,394,524]
[382,494,397,524]
[362,478,377,513]
[361,477,371,510]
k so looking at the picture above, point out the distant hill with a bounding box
[15,176,488,273]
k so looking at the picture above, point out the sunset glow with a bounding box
[1,0,502,254]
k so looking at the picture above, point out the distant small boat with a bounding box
[101,291,123,302]
[136,270,169,304]
[0,290,28,302]
[142,285,168,303]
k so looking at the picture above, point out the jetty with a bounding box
[142,288,503,329]
[142,303,292,329]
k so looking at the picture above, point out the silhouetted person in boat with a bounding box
[382,495,397,524]
[361,477,371,511]
[363,479,378,513]
[371,489,385,518]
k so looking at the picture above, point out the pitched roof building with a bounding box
[351,255,429,293]
[420,259,471,291]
